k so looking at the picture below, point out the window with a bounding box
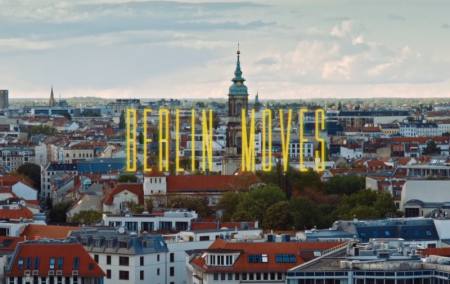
[18,258,24,270]
[119,271,129,280]
[270,272,275,280]
[57,258,63,270]
[41,278,46,284]
[275,254,296,263]
[248,254,267,263]
[94,255,99,263]
[277,272,283,280]
[140,256,144,266]
[213,273,218,280]
[26,257,32,269]
[227,273,233,280]
[235,273,240,280]
[157,268,160,276]
[106,255,111,265]
[209,255,216,265]
[34,257,40,270]
[170,253,174,263]
[140,271,144,280]
[73,257,79,270]
[9,278,14,284]
[170,267,174,276]
[49,258,55,270]
[64,277,70,284]
[72,277,77,284]
[221,273,225,280]
[119,257,129,266]
[106,270,111,279]
[57,276,62,284]
[157,254,160,262]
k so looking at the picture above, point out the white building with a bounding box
[103,210,199,233]
[71,228,167,284]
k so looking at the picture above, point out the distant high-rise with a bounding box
[0,90,9,109]
[49,86,56,107]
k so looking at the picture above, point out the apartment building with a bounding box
[70,228,167,284]
[188,239,343,284]
[5,239,104,284]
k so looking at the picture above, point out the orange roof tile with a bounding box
[191,239,343,273]
[20,224,79,240]
[7,241,104,277]
[103,183,144,205]
[0,207,33,220]
[167,175,259,193]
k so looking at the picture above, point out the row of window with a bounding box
[106,266,175,280]
[209,254,233,266]
[8,276,84,284]
[93,253,172,266]
[17,257,80,271]
[213,272,283,281]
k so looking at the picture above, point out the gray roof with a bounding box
[70,227,168,255]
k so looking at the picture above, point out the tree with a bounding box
[118,174,138,183]
[423,140,440,155]
[168,196,212,218]
[71,210,102,225]
[145,198,154,213]
[289,197,322,229]
[334,190,398,220]
[324,175,365,195]
[48,202,72,224]
[232,185,286,223]
[262,201,291,230]
[125,201,144,214]
[217,192,241,221]
[15,163,41,190]
[27,125,57,136]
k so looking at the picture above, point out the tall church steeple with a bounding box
[49,86,56,107]
[223,45,249,175]
[229,45,248,97]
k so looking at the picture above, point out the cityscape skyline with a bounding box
[2,0,450,99]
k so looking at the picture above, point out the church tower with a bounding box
[49,86,56,107]
[222,46,249,175]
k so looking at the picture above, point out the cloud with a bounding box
[442,23,450,29]
[249,20,450,86]
[387,14,406,21]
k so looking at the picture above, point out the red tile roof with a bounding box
[103,183,144,205]
[0,175,22,187]
[167,175,259,193]
[0,236,24,254]
[190,239,343,273]
[7,241,104,277]
[420,247,450,257]
[191,221,256,231]
[20,224,79,240]
[0,207,33,220]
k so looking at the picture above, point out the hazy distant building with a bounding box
[0,90,9,109]
[49,86,56,107]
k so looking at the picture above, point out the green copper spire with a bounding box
[229,44,248,96]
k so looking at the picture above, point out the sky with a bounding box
[1,0,450,100]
